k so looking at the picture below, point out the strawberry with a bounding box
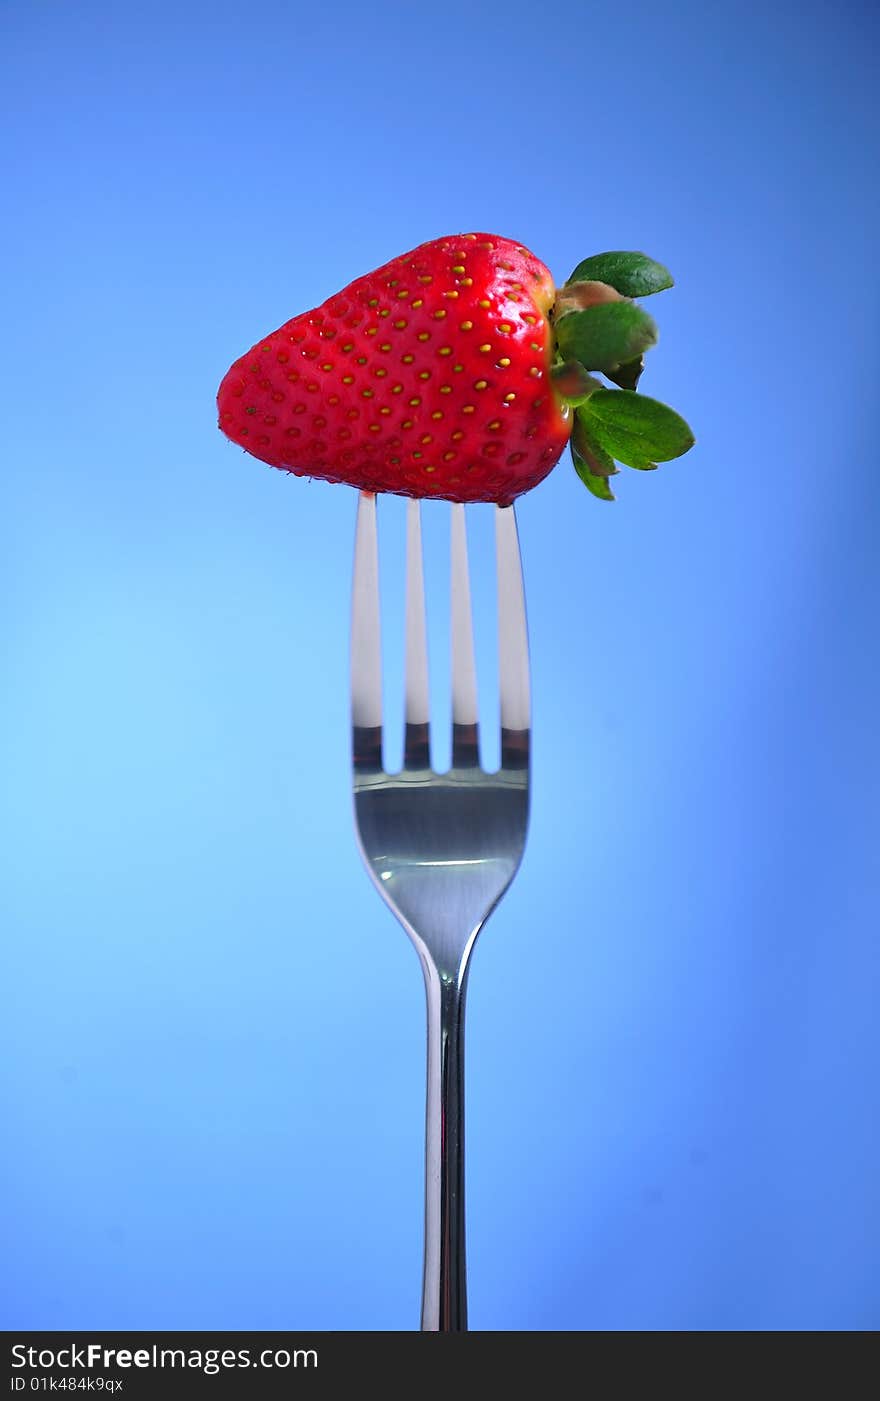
[217,234,694,505]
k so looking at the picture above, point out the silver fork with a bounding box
[350,491,531,1332]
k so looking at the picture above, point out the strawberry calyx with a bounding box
[549,360,603,405]
[548,250,695,501]
[552,279,625,319]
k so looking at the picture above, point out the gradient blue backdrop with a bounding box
[2,0,878,1331]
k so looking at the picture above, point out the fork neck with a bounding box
[420,954,471,1332]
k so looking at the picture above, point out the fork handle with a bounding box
[420,961,469,1331]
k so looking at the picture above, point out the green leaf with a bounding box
[568,251,674,298]
[605,355,644,391]
[555,302,658,373]
[581,390,695,469]
[572,445,616,501]
[571,412,617,475]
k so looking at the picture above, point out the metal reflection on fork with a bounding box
[350,492,531,1332]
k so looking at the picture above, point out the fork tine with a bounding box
[351,490,383,772]
[450,502,480,769]
[495,504,530,770]
[404,498,431,769]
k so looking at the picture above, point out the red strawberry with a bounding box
[217,233,569,505]
[217,234,693,505]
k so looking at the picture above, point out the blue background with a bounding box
[2,0,878,1331]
